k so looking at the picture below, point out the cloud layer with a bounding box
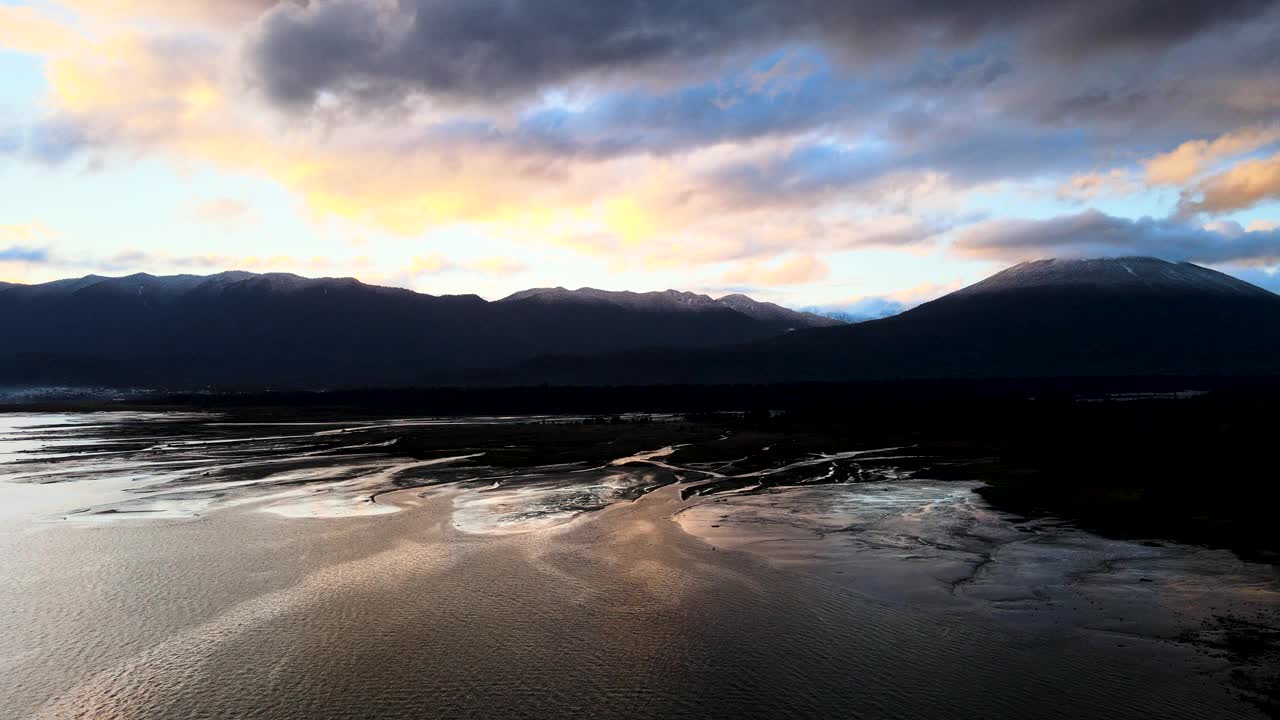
[2,0,1280,297]
[247,0,1277,108]
[954,209,1280,265]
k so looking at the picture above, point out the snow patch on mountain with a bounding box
[952,257,1276,298]
[501,287,841,328]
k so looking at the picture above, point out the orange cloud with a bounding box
[1179,150,1280,215]
[60,0,274,26]
[1057,169,1141,201]
[0,222,58,243]
[0,5,85,55]
[1146,126,1280,186]
[722,254,829,286]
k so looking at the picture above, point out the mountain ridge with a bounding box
[2,271,831,316]
[490,257,1280,385]
[0,270,813,388]
[500,286,840,329]
[4,257,1279,389]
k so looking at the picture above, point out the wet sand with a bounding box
[1,412,1276,719]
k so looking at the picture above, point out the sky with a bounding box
[2,1,1280,313]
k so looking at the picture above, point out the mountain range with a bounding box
[3,257,1279,390]
[0,272,834,388]
[504,257,1280,385]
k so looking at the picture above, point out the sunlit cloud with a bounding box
[4,0,1280,302]
[1057,169,1142,202]
[0,222,59,244]
[469,257,528,276]
[1178,150,1280,215]
[722,254,830,286]
[0,4,86,55]
[60,0,278,27]
[1146,125,1280,185]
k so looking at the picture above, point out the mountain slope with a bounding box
[714,293,844,329]
[946,257,1274,299]
[0,272,803,388]
[8,258,1278,390]
[772,257,1280,379]
[499,287,839,331]
[500,257,1280,385]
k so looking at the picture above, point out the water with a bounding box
[1,412,1275,719]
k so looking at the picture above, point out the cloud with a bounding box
[1,222,58,243]
[813,297,907,322]
[952,209,1280,265]
[0,226,58,272]
[1031,0,1274,57]
[407,254,528,278]
[808,280,963,320]
[468,257,528,276]
[709,121,1096,212]
[8,0,1280,281]
[1177,150,1280,215]
[93,251,375,275]
[0,5,85,55]
[1222,265,1280,293]
[246,0,1275,109]
[1146,125,1280,184]
[0,247,50,263]
[191,198,256,224]
[512,53,859,157]
[406,254,452,275]
[722,254,829,286]
[1057,169,1142,202]
[61,0,279,26]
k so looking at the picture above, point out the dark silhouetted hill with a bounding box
[0,272,818,389]
[496,258,1280,385]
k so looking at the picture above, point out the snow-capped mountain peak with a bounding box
[950,257,1276,299]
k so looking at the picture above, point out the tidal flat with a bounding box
[1,406,1276,719]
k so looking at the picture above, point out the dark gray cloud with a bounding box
[247,0,1276,109]
[1032,0,1274,57]
[953,209,1280,265]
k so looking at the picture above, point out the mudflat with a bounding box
[1,410,1276,719]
